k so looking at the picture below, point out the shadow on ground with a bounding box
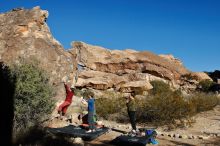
[14,126,79,146]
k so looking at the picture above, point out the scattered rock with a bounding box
[179,134,188,139]
[197,135,209,140]
[203,136,210,140]
[126,126,130,129]
[209,133,215,137]
[168,133,174,137]
[188,134,193,139]
[198,135,204,139]
[192,135,196,139]
[73,137,83,144]
[161,133,167,137]
[156,131,162,135]
[174,133,180,138]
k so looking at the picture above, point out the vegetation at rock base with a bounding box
[96,91,125,119]
[11,59,55,139]
[149,80,172,95]
[198,79,215,92]
[96,80,219,127]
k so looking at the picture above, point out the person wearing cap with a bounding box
[57,81,74,117]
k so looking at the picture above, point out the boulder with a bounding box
[0,7,209,97]
[119,80,153,93]
[69,41,192,91]
[190,72,213,81]
[179,134,188,139]
[0,6,75,85]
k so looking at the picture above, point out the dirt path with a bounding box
[49,105,220,145]
[85,134,220,146]
[84,131,220,146]
[85,105,220,146]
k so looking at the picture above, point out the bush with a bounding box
[95,80,219,127]
[149,80,172,95]
[188,92,219,112]
[198,79,215,92]
[136,91,190,124]
[11,59,55,137]
[95,91,125,119]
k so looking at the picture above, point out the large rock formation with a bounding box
[0,6,74,85]
[71,42,189,80]
[69,42,192,92]
[0,7,211,96]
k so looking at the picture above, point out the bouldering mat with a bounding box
[111,135,149,146]
[47,125,109,141]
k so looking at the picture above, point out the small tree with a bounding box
[12,59,55,137]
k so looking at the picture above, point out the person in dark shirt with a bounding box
[125,93,137,134]
[58,82,74,117]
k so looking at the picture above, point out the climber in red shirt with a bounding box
[58,82,74,116]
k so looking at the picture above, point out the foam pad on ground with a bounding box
[47,125,109,141]
[111,135,149,146]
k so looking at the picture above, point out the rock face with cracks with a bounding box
[69,41,210,92]
[0,7,212,97]
[0,6,74,86]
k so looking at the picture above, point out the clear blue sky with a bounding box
[1,0,220,72]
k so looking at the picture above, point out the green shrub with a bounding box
[198,79,214,92]
[11,59,55,137]
[136,91,190,124]
[95,91,125,119]
[149,80,172,95]
[94,80,219,127]
[133,87,148,96]
[188,92,219,112]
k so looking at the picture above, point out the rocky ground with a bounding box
[49,105,220,146]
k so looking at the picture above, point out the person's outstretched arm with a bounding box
[64,83,72,94]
